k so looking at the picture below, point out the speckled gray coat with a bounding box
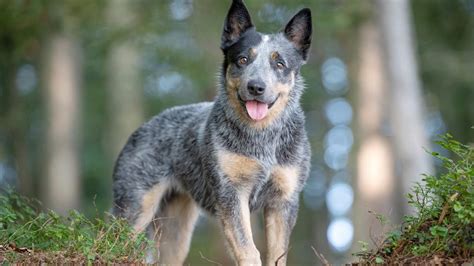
[112,1,312,265]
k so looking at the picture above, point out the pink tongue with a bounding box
[245,100,269,121]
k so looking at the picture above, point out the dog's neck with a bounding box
[206,87,304,161]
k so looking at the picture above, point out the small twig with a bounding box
[390,240,406,258]
[275,246,291,266]
[438,192,459,224]
[368,222,380,249]
[199,251,222,265]
[311,246,330,265]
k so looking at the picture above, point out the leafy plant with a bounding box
[0,192,152,263]
[355,134,474,264]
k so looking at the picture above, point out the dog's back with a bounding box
[112,102,213,216]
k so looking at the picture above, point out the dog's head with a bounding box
[221,0,312,127]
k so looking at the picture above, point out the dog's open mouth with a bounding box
[238,95,279,121]
[245,101,268,121]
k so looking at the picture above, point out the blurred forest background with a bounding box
[0,0,473,264]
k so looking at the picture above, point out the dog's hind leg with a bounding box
[130,181,170,234]
[151,192,200,265]
[112,179,170,234]
[113,178,170,263]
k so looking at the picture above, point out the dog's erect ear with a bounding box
[221,0,253,50]
[283,8,312,60]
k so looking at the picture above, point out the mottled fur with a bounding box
[112,1,312,265]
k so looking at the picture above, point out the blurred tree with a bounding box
[43,30,82,214]
[355,20,397,249]
[105,0,144,182]
[377,0,433,213]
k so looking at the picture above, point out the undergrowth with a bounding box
[0,192,151,264]
[355,134,474,264]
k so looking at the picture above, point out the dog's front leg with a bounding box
[264,200,298,266]
[217,192,261,266]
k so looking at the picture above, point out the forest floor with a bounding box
[0,244,141,264]
[0,192,151,264]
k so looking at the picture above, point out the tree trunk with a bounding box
[43,35,81,214]
[354,21,397,249]
[376,0,433,213]
[105,0,144,165]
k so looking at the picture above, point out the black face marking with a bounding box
[263,49,294,84]
[270,52,287,71]
[224,29,262,75]
[226,29,262,59]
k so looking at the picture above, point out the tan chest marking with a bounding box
[217,149,261,185]
[271,165,300,200]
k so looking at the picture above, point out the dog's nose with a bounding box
[247,80,266,96]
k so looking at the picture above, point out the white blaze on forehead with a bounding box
[255,35,272,57]
[252,34,277,85]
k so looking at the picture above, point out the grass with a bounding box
[354,134,474,264]
[0,192,152,264]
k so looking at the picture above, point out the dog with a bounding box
[112,0,311,265]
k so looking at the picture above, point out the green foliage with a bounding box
[375,256,384,264]
[0,192,151,263]
[356,134,474,263]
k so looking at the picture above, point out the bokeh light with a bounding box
[322,57,348,96]
[325,98,353,126]
[170,0,193,21]
[324,145,349,171]
[327,218,354,252]
[326,182,354,216]
[324,125,354,152]
[16,64,37,95]
[144,71,194,98]
[303,167,327,210]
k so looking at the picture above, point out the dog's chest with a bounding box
[216,149,299,203]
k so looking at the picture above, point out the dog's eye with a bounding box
[238,57,248,65]
[276,62,285,69]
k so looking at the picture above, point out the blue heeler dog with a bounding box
[112,0,312,265]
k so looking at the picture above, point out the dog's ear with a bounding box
[283,8,312,60]
[221,0,253,50]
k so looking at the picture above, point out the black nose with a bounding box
[247,80,266,96]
